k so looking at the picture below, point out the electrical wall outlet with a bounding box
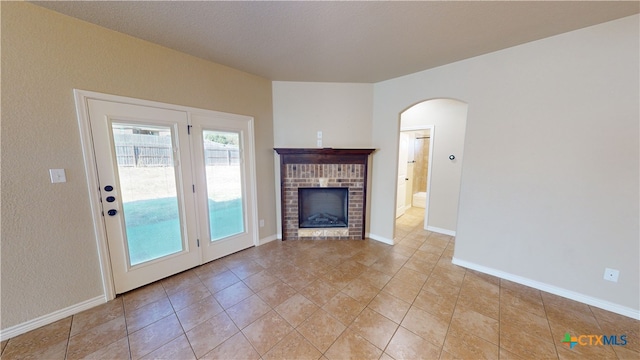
[603,268,619,282]
[259,219,265,227]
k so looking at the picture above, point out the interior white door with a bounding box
[87,99,200,294]
[396,132,409,218]
[191,113,256,263]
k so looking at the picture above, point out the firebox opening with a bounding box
[298,187,348,228]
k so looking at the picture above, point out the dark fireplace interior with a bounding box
[298,187,348,228]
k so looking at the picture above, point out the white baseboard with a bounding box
[366,233,394,245]
[258,234,278,246]
[426,226,456,237]
[1,295,106,341]
[452,257,640,320]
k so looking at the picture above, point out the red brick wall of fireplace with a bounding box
[283,164,365,240]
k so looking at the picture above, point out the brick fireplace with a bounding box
[274,148,375,240]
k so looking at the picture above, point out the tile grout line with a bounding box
[433,235,460,359]
[120,298,133,360]
[540,292,562,360]
[64,314,73,360]
[497,281,502,359]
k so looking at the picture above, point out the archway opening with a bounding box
[395,98,468,238]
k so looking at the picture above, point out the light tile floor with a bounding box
[2,208,639,359]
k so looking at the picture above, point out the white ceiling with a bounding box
[32,1,639,83]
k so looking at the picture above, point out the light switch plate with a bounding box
[49,169,66,183]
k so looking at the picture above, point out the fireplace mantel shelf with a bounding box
[274,148,376,155]
[274,148,376,165]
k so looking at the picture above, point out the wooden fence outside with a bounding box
[115,145,239,167]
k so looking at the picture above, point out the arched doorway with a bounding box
[396,99,468,236]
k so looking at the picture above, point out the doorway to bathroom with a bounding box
[395,98,468,236]
[396,127,433,219]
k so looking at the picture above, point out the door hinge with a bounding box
[187,125,192,135]
[192,184,195,193]
[197,239,200,247]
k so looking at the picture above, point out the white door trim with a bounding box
[74,89,258,300]
[423,125,435,230]
[396,132,409,218]
[74,90,116,301]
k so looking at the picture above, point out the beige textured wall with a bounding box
[372,15,639,312]
[272,81,373,148]
[271,81,373,237]
[1,2,275,329]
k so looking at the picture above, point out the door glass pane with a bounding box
[202,130,245,241]
[112,123,183,266]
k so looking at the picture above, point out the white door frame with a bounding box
[396,132,409,218]
[398,124,435,229]
[74,89,258,300]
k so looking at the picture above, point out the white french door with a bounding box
[191,113,255,263]
[81,94,256,294]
